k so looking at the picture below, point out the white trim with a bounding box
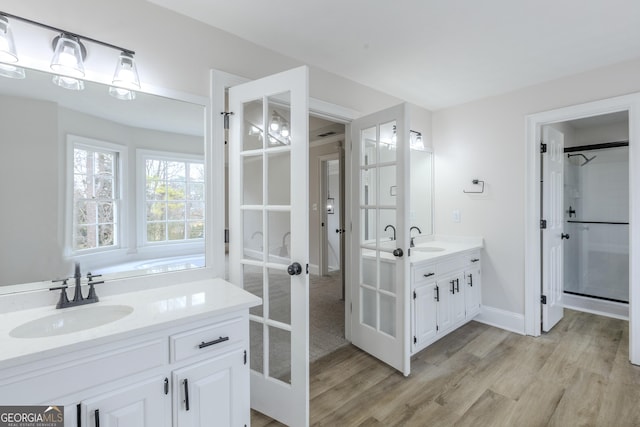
[474,306,526,335]
[524,92,640,365]
[65,135,129,258]
[563,293,629,320]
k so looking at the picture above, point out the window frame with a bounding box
[136,149,205,249]
[65,135,128,257]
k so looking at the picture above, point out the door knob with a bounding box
[287,262,303,276]
[392,248,404,257]
[561,233,570,240]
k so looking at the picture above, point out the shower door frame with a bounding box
[524,92,640,366]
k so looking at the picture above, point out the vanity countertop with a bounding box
[410,239,483,264]
[0,278,261,367]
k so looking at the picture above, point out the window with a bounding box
[72,144,120,251]
[143,155,205,244]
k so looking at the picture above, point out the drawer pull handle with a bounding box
[471,258,480,263]
[423,272,435,277]
[184,378,190,411]
[199,336,230,349]
[94,409,100,427]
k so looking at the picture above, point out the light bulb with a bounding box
[270,113,280,131]
[281,124,290,138]
[50,35,85,78]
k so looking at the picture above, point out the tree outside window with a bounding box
[73,146,119,251]
[145,158,205,243]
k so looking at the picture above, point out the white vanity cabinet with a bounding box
[81,375,170,427]
[0,280,259,427]
[411,249,481,354]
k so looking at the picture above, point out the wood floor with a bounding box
[251,310,640,426]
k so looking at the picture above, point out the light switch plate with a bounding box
[452,209,461,223]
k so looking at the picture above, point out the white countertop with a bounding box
[0,278,261,366]
[410,239,483,264]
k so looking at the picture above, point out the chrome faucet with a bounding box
[410,226,422,248]
[384,224,396,241]
[50,263,104,309]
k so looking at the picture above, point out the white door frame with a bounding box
[524,92,640,364]
[318,153,341,276]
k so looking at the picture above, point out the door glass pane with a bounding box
[268,211,291,264]
[250,320,264,374]
[378,165,397,207]
[243,264,263,317]
[243,99,263,151]
[267,93,291,147]
[362,257,376,287]
[379,208,396,248]
[267,151,291,205]
[361,208,376,244]
[361,168,376,206]
[379,120,397,163]
[362,286,377,328]
[380,260,396,293]
[268,268,291,324]
[361,126,377,166]
[380,293,396,337]
[269,326,291,384]
[243,155,263,205]
[243,210,263,261]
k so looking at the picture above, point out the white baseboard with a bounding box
[474,305,525,335]
[309,264,319,276]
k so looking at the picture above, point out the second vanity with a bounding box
[409,238,483,355]
[0,279,260,427]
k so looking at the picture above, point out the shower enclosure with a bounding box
[563,143,629,303]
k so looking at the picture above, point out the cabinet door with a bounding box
[465,262,482,318]
[82,375,169,427]
[413,282,438,350]
[437,275,454,332]
[174,348,247,427]
[451,273,466,324]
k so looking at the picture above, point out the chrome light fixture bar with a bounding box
[0,11,140,99]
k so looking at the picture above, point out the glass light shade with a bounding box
[52,74,85,91]
[0,62,25,79]
[280,124,290,138]
[50,35,85,78]
[0,16,19,63]
[270,114,280,131]
[109,86,136,100]
[111,52,140,89]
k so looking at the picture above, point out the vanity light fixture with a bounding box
[0,15,25,79]
[0,11,141,99]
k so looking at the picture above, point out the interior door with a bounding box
[350,104,411,376]
[228,66,309,426]
[542,125,565,331]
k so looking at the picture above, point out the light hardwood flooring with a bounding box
[252,309,640,426]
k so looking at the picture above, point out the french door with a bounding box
[229,66,309,426]
[350,104,411,376]
[542,125,565,331]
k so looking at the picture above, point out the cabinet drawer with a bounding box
[413,263,437,285]
[170,317,244,362]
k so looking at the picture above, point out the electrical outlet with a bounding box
[452,209,461,223]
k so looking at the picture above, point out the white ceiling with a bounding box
[148,0,640,110]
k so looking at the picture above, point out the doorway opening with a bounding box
[524,92,640,365]
[542,112,629,324]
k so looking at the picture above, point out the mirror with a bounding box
[0,66,206,290]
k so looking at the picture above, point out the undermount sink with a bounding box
[413,246,446,252]
[10,305,134,339]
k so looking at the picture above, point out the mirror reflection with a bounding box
[0,66,206,288]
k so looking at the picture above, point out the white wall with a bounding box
[432,57,640,316]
